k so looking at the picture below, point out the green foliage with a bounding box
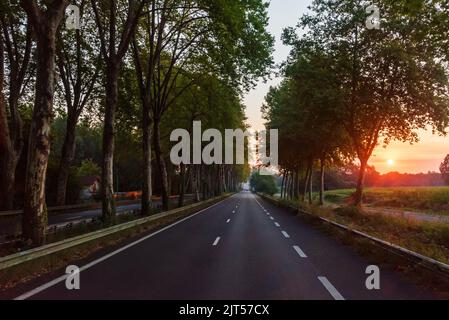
[268,0,449,205]
[440,155,449,185]
[76,159,101,178]
[250,172,278,196]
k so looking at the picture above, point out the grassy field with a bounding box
[324,187,449,215]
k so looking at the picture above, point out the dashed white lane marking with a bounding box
[282,231,290,238]
[293,245,308,258]
[318,277,345,301]
[227,219,231,223]
[213,237,221,246]
[232,210,236,214]
[275,222,280,227]
[270,217,275,220]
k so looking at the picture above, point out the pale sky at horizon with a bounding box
[244,0,449,175]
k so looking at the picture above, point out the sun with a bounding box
[387,159,395,167]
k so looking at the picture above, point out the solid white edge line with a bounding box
[14,195,235,300]
[282,231,290,238]
[213,237,221,246]
[318,277,345,301]
[293,245,307,258]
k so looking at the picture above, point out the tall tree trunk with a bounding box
[55,114,77,205]
[0,36,14,211]
[308,167,313,205]
[101,63,119,223]
[283,171,289,199]
[22,9,66,245]
[302,167,311,203]
[319,158,325,206]
[154,118,169,210]
[0,151,17,210]
[195,165,201,201]
[0,30,27,211]
[0,101,21,210]
[0,100,23,210]
[178,163,186,208]
[280,170,285,199]
[295,170,300,200]
[141,102,153,216]
[354,157,368,207]
[288,171,294,200]
[191,165,200,202]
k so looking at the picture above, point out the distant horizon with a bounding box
[369,169,442,176]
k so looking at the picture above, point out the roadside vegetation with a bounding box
[0,0,274,247]
[324,187,449,216]
[262,1,449,217]
[249,172,278,196]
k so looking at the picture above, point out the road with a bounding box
[48,203,142,227]
[50,195,196,227]
[0,196,193,238]
[1,192,437,300]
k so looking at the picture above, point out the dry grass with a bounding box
[290,199,449,265]
[325,187,449,215]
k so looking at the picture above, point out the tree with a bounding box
[55,0,101,205]
[0,18,6,209]
[163,73,250,205]
[440,155,449,186]
[250,172,278,196]
[20,0,70,246]
[132,0,273,211]
[288,0,449,207]
[0,0,33,210]
[91,0,144,223]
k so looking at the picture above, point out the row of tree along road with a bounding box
[263,0,449,207]
[0,0,274,246]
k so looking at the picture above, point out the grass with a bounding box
[280,197,449,265]
[324,186,449,215]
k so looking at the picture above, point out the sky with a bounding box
[243,0,449,175]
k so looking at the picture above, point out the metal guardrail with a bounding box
[0,195,230,272]
[258,193,449,277]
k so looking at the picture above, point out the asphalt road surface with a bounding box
[49,195,195,227]
[0,196,194,238]
[1,192,437,300]
[48,203,142,227]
